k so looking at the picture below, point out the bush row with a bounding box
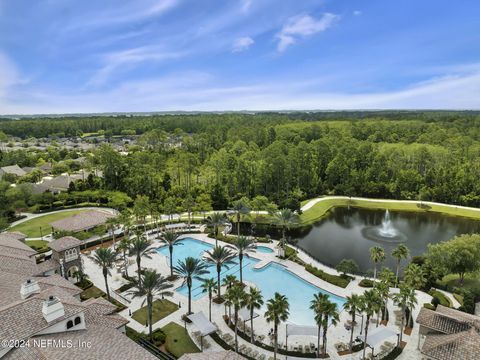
[305,264,351,288]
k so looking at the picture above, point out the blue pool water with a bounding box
[255,246,274,253]
[157,238,345,326]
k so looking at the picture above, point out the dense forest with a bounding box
[1,111,480,227]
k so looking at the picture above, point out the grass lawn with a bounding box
[10,209,89,237]
[80,285,106,301]
[25,240,49,252]
[299,197,480,225]
[162,322,200,358]
[132,299,179,325]
[437,273,480,293]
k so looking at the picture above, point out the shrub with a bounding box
[335,259,359,276]
[453,293,464,306]
[305,264,350,288]
[458,291,475,314]
[151,329,167,346]
[423,303,436,310]
[428,290,452,307]
[359,279,375,288]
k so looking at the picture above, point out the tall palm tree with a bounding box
[228,236,256,284]
[129,231,157,284]
[117,236,131,277]
[369,246,386,280]
[204,246,237,300]
[106,215,120,248]
[231,198,250,236]
[225,284,247,353]
[242,286,264,343]
[374,280,391,325]
[273,209,298,251]
[126,269,173,341]
[201,278,217,321]
[264,293,289,360]
[222,274,238,319]
[322,301,340,357]
[359,289,382,360]
[159,231,181,277]
[174,257,209,314]
[310,293,329,357]
[207,212,226,246]
[118,209,133,237]
[392,282,417,345]
[93,247,117,301]
[403,263,426,290]
[391,244,410,286]
[343,294,362,351]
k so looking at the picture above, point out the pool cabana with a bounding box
[187,311,217,350]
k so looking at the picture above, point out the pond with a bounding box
[294,207,480,273]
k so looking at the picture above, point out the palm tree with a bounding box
[343,294,362,351]
[222,274,238,319]
[126,269,173,342]
[369,246,386,280]
[201,278,217,321]
[392,282,417,345]
[106,215,120,248]
[118,209,133,236]
[359,289,382,360]
[159,231,181,277]
[129,231,157,284]
[204,246,237,300]
[242,286,264,343]
[374,281,390,326]
[391,244,410,286]
[93,247,117,301]
[174,257,209,315]
[403,263,426,290]
[231,198,250,236]
[225,284,247,353]
[228,236,256,284]
[273,209,298,253]
[117,236,131,277]
[322,301,340,357]
[264,293,289,360]
[310,293,329,357]
[207,212,225,246]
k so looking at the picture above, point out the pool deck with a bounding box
[82,232,432,360]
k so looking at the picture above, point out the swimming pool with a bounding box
[157,238,345,326]
[255,245,274,253]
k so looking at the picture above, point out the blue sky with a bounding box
[0,0,479,114]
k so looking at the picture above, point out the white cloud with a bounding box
[353,10,362,16]
[232,37,254,52]
[276,13,339,52]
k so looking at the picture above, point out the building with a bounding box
[50,210,115,233]
[416,304,480,360]
[179,351,245,360]
[0,232,158,360]
[0,165,26,179]
[48,236,83,282]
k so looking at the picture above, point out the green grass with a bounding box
[453,293,464,305]
[132,299,179,325]
[299,197,480,225]
[25,240,49,252]
[429,290,453,307]
[437,273,480,293]
[162,322,200,358]
[10,209,90,237]
[80,285,105,301]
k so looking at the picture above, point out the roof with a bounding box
[48,236,82,252]
[417,305,480,360]
[179,351,245,360]
[49,210,114,232]
[187,311,217,336]
[0,165,26,177]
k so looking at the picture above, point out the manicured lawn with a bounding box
[162,322,200,358]
[80,285,106,301]
[132,299,179,325]
[299,197,480,225]
[10,209,89,237]
[437,273,480,293]
[25,240,49,252]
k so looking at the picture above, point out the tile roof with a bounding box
[48,236,82,252]
[179,351,245,360]
[0,165,27,177]
[49,210,114,232]
[417,305,480,360]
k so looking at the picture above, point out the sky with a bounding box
[0,0,480,114]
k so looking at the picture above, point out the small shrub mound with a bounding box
[305,264,351,288]
[423,303,436,310]
[359,279,375,288]
[428,290,452,307]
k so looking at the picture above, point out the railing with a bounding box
[137,338,176,360]
[111,289,131,305]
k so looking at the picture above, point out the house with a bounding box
[0,233,158,360]
[50,210,115,233]
[416,305,480,360]
[0,165,26,179]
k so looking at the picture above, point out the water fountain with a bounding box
[362,210,407,243]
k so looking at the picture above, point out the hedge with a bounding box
[359,279,375,288]
[423,303,436,310]
[305,264,351,288]
[429,290,452,307]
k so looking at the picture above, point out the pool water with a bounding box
[255,246,274,253]
[157,238,345,326]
